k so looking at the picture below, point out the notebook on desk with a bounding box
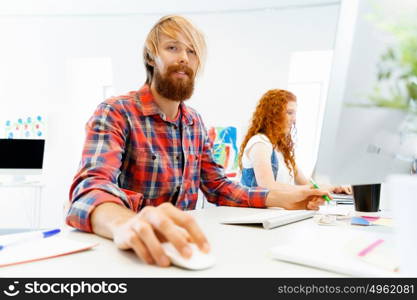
[220,209,316,230]
[269,228,399,277]
[0,230,98,268]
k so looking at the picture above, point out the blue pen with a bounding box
[0,229,61,251]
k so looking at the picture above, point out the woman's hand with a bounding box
[332,185,352,194]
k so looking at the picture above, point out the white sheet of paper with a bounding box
[0,233,98,267]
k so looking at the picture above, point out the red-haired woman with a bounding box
[238,89,351,194]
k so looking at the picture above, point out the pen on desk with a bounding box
[309,179,332,203]
[0,229,61,251]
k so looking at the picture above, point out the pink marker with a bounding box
[358,239,384,257]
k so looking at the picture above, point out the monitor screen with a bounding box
[0,139,45,169]
[314,0,416,185]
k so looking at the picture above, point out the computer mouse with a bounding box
[161,242,216,270]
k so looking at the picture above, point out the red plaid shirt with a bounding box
[66,85,268,232]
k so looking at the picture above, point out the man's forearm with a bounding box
[90,202,136,239]
[265,189,286,207]
[265,187,310,208]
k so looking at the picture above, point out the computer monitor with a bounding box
[314,0,416,185]
[0,139,45,183]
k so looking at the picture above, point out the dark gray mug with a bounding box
[352,184,381,212]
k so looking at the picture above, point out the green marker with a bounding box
[309,178,332,203]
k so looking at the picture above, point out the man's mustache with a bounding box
[166,65,194,78]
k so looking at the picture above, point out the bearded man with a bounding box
[67,15,328,267]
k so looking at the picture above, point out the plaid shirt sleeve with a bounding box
[66,102,144,232]
[198,117,269,208]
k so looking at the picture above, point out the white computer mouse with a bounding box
[161,242,216,270]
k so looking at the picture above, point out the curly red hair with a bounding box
[238,89,297,177]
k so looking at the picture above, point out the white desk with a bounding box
[0,206,393,277]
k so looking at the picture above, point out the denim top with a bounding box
[240,150,278,187]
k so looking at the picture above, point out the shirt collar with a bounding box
[137,84,194,126]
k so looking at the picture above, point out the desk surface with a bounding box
[0,206,392,278]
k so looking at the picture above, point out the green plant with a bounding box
[369,8,417,114]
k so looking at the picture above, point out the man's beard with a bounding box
[154,65,195,101]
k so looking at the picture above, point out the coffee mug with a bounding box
[352,183,381,212]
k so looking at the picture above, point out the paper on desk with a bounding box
[269,228,398,277]
[372,218,394,227]
[345,237,399,272]
[351,217,394,227]
[318,205,352,216]
[0,234,98,268]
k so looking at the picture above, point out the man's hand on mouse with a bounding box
[111,202,210,267]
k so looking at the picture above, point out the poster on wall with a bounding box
[208,126,239,178]
[2,115,46,139]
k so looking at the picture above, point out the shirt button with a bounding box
[176,155,180,160]
[152,155,156,160]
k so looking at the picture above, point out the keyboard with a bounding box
[331,193,354,200]
[331,193,354,204]
[221,209,316,230]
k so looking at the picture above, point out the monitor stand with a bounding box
[0,175,41,185]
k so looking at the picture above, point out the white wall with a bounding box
[0,3,339,227]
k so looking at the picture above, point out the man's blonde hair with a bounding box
[143,15,206,84]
